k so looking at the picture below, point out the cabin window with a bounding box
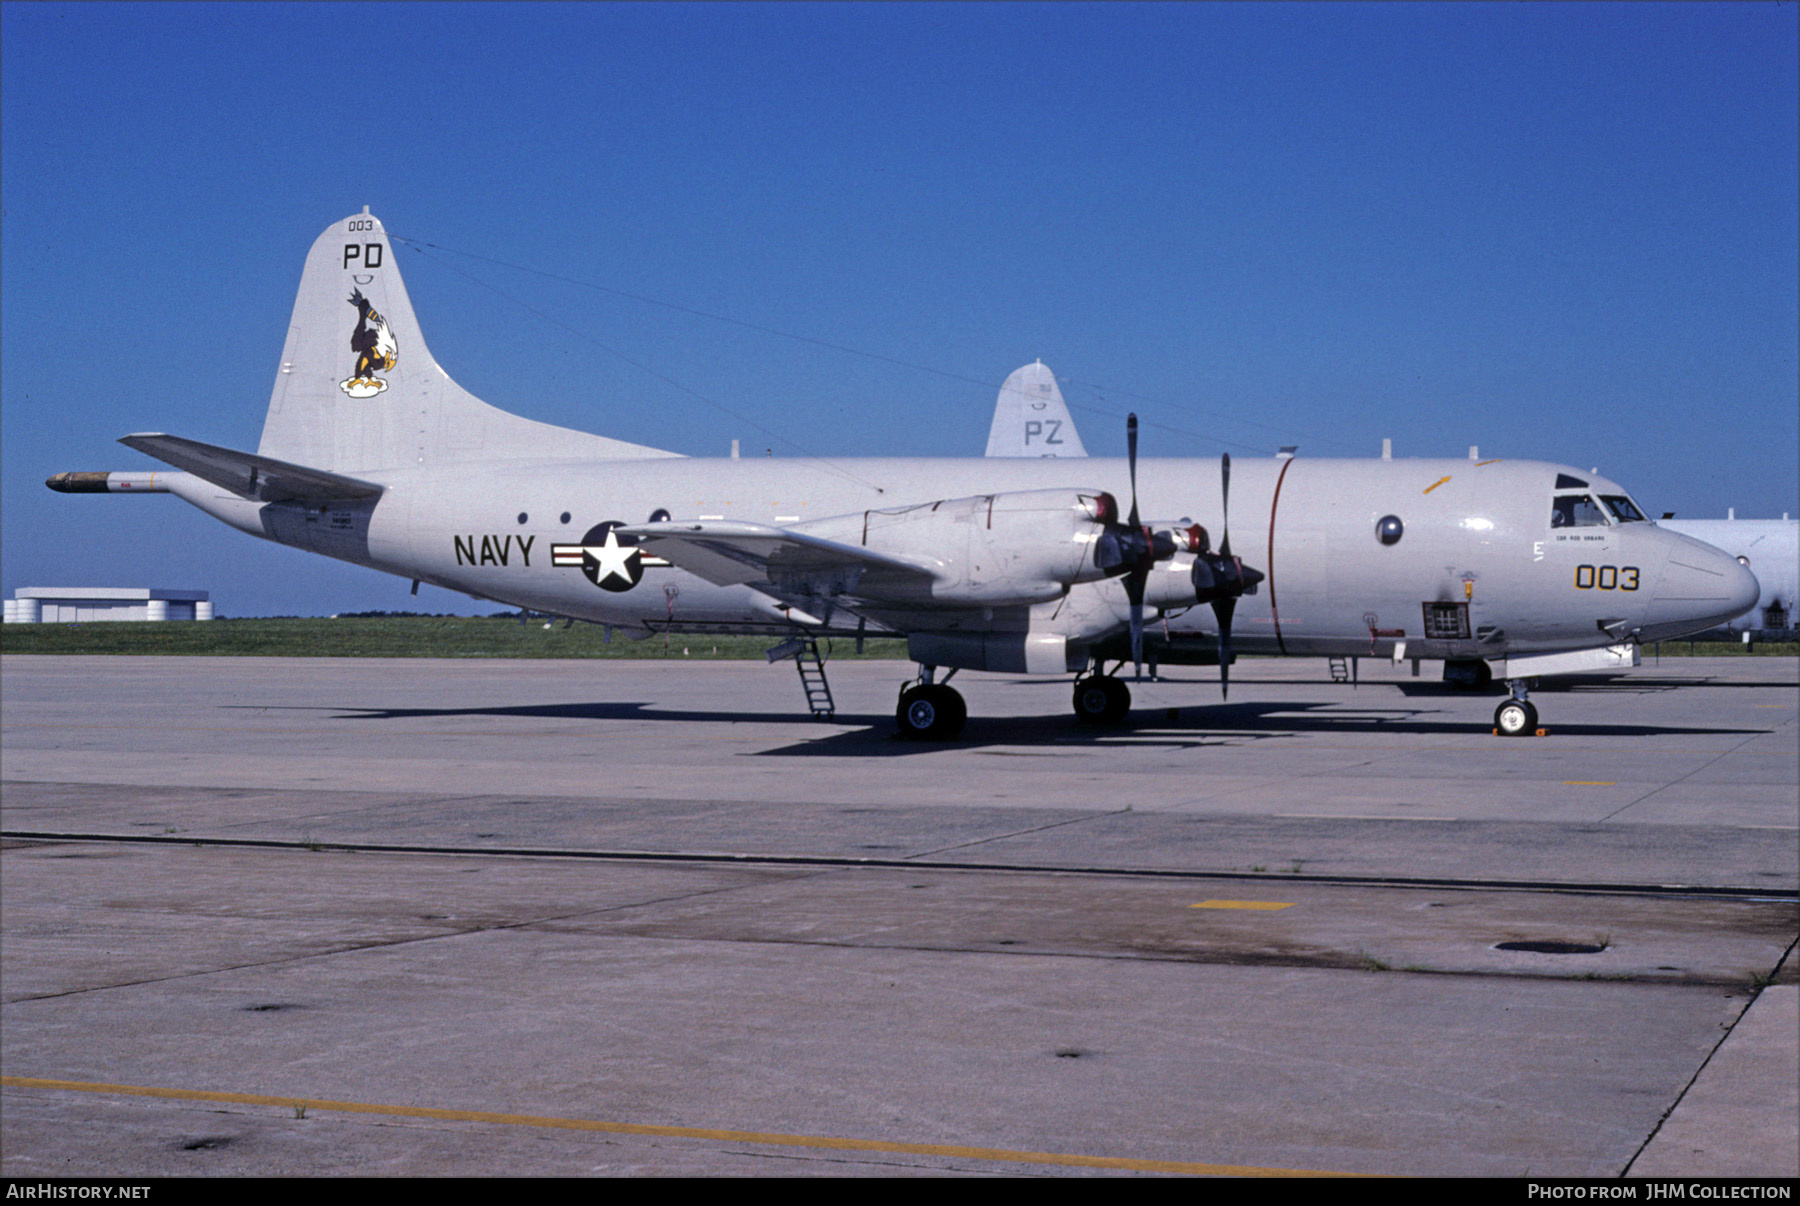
[1550,494,1608,528]
[1599,495,1646,523]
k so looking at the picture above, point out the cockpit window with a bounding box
[1599,494,1646,523]
[1551,494,1608,527]
[1554,473,1589,489]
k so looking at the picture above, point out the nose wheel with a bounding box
[1493,698,1539,736]
[1072,674,1132,726]
[896,681,966,740]
[1493,678,1541,737]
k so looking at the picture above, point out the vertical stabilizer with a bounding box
[985,360,1087,457]
[258,212,679,473]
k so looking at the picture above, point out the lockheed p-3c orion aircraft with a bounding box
[48,211,1760,739]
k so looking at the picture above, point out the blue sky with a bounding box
[4,2,1795,616]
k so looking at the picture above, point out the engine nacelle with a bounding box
[1139,555,1209,610]
[803,488,1119,607]
[907,631,1084,675]
[1117,520,1265,612]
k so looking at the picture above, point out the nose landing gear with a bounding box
[1493,679,1542,737]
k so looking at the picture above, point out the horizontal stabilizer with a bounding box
[620,520,935,598]
[119,433,384,502]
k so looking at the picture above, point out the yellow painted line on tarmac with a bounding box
[1,1076,1363,1177]
[1562,781,1617,786]
[1190,900,1296,910]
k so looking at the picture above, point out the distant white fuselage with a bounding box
[1659,518,1798,633]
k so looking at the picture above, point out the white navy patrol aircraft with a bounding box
[48,211,1760,739]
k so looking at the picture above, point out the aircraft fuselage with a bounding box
[164,451,1754,664]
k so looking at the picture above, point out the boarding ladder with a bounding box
[767,636,836,719]
[1328,657,1351,684]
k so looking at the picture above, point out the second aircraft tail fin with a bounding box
[985,360,1087,458]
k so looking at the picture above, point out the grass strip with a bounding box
[0,616,911,659]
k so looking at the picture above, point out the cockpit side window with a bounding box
[1599,494,1646,523]
[1551,494,1609,527]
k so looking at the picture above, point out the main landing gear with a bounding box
[1071,672,1131,726]
[895,661,1140,738]
[1493,678,1541,737]
[896,668,966,740]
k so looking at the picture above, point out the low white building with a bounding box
[5,588,212,623]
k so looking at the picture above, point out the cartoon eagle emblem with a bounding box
[340,288,398,398]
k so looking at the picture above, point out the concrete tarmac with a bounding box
[2,653,1795,1177]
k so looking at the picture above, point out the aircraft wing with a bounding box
[119,434,384,502]
[620,520,938,599]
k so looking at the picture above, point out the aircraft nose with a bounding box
[1726,557,1762,618]
[1642,535,1762,640]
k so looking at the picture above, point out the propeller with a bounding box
[1089,415,1176,679]
[1188,453,1265,698]
[1125,415,1145,676]
[1093,418,1263,690]
[1216,454,1237,698]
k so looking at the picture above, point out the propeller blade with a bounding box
[1218,453,1232,560]
[1214,596,1236,700]
[1126,413,1140,529]
[1216,455,1236,699]
[1128,587,1145,681]
[1127,413,1144,678]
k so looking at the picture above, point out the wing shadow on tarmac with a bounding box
[234,701,785,723]
[757,702,1772,757]
[230,700,1772,758]
[1392,673,1798,696]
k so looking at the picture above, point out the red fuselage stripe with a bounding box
[1267,456,1296,655]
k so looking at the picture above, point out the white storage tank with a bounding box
[6,588,209,623]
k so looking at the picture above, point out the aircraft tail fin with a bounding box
[258,210,680,473]
[985,360,1087,458]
